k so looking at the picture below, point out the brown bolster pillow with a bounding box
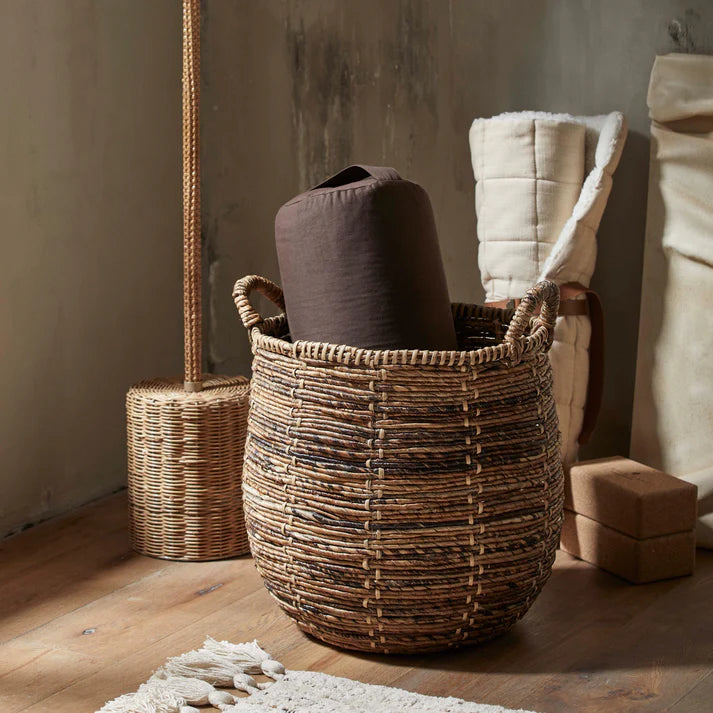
[275,165,458,350]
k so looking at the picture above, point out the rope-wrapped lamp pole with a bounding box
[125,0,251,561]
[183,0,202,391]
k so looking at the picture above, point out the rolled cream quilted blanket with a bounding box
[469,111,627,465]
[631,53,713,549]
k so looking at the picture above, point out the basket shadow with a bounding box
[331,549,713,674]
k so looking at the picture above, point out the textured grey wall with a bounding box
[0,1,182,535]
[4,1,712,534]
[203,0,713,461]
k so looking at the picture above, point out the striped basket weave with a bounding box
[233,275,563,654]
[127,375,250,561]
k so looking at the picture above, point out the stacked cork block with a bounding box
[560,456,697,583]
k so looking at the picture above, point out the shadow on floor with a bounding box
[311,550,713,674]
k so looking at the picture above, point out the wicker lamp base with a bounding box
[127,374,250,561]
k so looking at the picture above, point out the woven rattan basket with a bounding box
[127,375,250,560]
[126,0,250,561]
[233,274,564,654]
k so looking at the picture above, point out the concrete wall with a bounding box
[204,0,713,462]
[0,1,182,536]
[3,1,712,534]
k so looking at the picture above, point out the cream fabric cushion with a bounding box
[470,112,627,464]
[631,53,713,549]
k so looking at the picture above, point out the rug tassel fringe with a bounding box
[98,682,190,713]
[97,638,284,713]
[154,637,283,685]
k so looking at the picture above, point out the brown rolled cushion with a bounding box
[275,165,458,350]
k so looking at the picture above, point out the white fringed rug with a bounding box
[98,638,538,713]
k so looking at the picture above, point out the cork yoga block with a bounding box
[565,456,698,539]
[561,511,696,584]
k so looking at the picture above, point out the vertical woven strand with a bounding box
[183,0,202,390]
[363,372,378,650]
[456,365,477,643]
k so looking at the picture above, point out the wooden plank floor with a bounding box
[1,493,711,713]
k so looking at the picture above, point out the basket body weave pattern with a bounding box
[234,276,564,654]
[127,375,250,561]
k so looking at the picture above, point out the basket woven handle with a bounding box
[504,280,560,363]
[233,275,286,329]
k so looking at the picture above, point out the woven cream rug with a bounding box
[98,638,538,713]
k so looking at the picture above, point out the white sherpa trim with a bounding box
[539,112,627,283]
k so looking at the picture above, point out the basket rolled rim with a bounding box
[127,374,250,402]
[233,275,560,369]
[246,309,547,368]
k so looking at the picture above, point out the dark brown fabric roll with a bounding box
[275,165,458,350]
